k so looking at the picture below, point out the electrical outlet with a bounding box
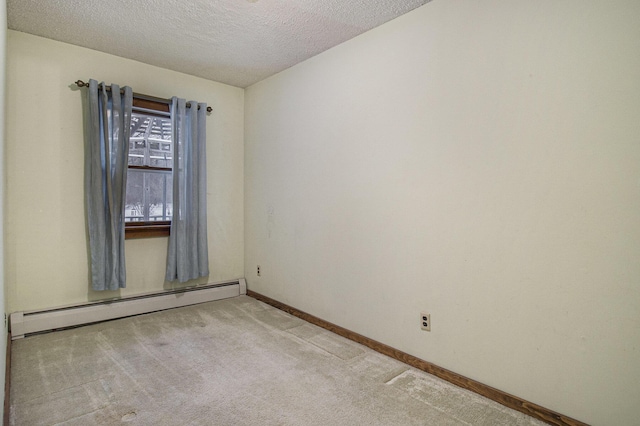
[420,312,431,331]
[257,265,261,276]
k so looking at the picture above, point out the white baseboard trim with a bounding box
[10,278,247,340]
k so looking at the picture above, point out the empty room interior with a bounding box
[0,0,639,425]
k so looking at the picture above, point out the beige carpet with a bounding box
[10,295,545,425]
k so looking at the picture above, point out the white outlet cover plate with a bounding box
[420,312,431,331]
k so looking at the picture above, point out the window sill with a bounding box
[125,222,170,239]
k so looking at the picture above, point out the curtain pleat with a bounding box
[85,79,132,291]
[165,97,209,282]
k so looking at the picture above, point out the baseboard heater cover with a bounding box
[10,278,247,340]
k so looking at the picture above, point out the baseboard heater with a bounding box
[10,278,246,340]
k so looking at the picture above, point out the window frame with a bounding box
[125,97,172,239]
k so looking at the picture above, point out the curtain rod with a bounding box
[74,80,212,113]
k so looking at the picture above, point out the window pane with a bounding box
[128,139,145,166]
[129,113,172,167]
[148,172,173,221]
[125,171,145,221]
[125,170,172,222]
[149,139,173,168]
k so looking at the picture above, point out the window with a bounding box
[125,98,172,239]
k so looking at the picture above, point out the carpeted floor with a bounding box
[10,295,545,425]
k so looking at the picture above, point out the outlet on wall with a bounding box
[421,312,431,332]
[257,265,261,276]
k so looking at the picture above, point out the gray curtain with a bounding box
[165,97,209,282]
[85,79,133,291]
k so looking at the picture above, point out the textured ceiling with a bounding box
[7,0,431,88]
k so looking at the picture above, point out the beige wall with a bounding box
[1,0,7,418]
[5,31,244,312]
[244,1,640,425]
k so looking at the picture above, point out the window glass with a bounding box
[125,110,173,225]
[125,170,172,222]
[129,113,172,168]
